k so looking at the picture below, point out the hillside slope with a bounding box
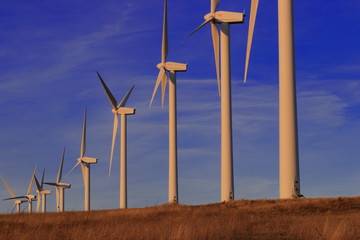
[0,197,359,240]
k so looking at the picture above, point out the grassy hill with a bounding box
[0,197,359,240]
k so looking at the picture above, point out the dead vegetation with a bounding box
[0,197,359,240]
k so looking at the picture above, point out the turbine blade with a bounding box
[0,175,16,198]
[5,196,27,200]
[80,108,87,158]
[161,0,168,63]
[65,161,81,178]
[118,85,135,108]
[109,113,119,176]
[44,182,58,187]
[211,0,220,13]
[186,19,212,39]
[211,22,221,95]
[97,72,118,109]
[57,147,65,183]
[80,163,86,186]
[161,71,168,108]
[244,0,259,83]
[149,68,166,107]
[27,166,37,195]
[3,196,25,201]
[11,204,16,214]
[55,188,59,212]
[34,174,42,191]
[40,169,45,188]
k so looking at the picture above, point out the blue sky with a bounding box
[0,0,360,212]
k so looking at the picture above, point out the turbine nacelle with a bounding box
[36,190,52,195]
[26,194,36,200]
[112,107,136,115]
[58,183,71,189]
[77,157,98,164]
[204,11,244,23]
[157,62,187,72]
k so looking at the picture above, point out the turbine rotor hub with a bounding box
[26,194,36,200]
[157,63,166,70]
[204,12,215,21]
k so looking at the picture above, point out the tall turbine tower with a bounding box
[97,72,135,209]
[278,0,301,198]
[67,109,98,211]
[34,169,52,213]
[188,0,258,202]
[45,148,71,212]
[150,0,187,204]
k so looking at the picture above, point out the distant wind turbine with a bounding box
[0,175,26,213]
[44,148,71,212]
[1,167,37,213]
[149,0,187,204]
[97,72,135,209]
[187,0,258,202]
[67,109,98,211]
[34,169,52,213]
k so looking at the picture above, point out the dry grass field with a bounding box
[0,197,359,240]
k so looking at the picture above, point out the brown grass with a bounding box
[0,197,360,240]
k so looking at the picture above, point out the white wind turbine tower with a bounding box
[34,169,52,213]
[278,0,301,198]
[149,0,187,204]
[67,109,98,211]
[1,167,37,213]
[0,175,26,213]
[97,72,135,209]
[45,148,71,212]
[187,0,258,202]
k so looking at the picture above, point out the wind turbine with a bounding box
[67,109,98,211]
[278,0,302,198]
[149,0,187,204]
[97,72,135,209]
[1,167,37,213]
[187,0,258,202]
[0,175,26,213]
[45,148,71,212]
[34,169,52,213]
